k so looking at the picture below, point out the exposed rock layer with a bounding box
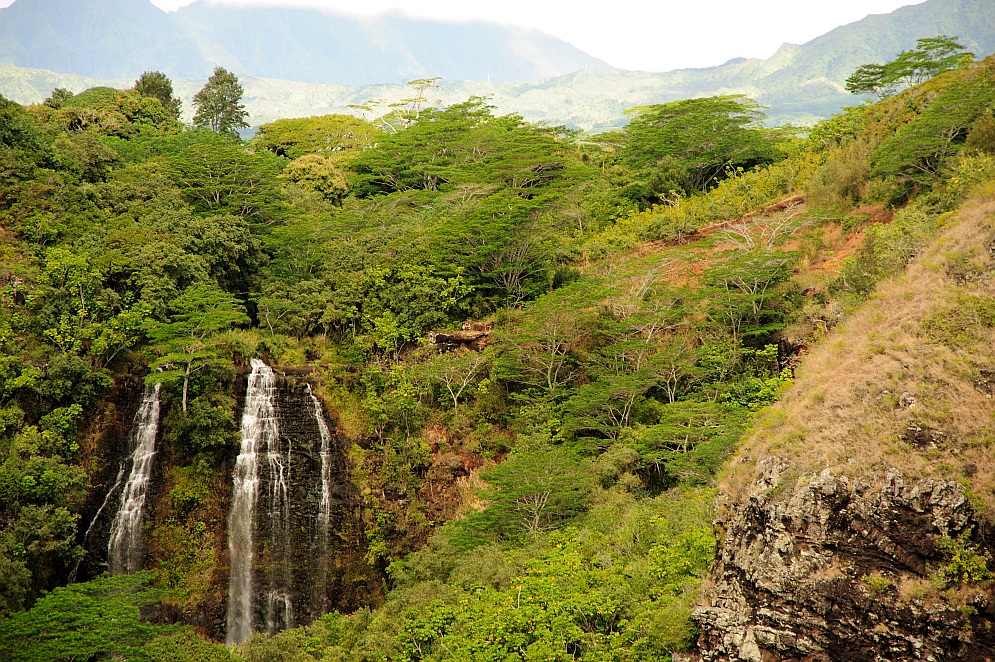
[695,460,995,661]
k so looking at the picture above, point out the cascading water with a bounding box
[227,359,276,645]
[227,360,350,642]
[262,375,294,637]
[68,464,124,583]
[107,382,161,575]
[227,359,297,644]
[306,384,333,546]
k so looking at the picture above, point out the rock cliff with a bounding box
[695,460,995,661]
[694,187,995,661]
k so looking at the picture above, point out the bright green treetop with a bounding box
[846,35,974,98]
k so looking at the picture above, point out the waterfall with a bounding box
[262,363,293,637]
[228,360,344,642]
[228,358,300,645]
[306,384,333,545]
[69,463,125,583]
[227,359,275,645]
[107,382,161,575]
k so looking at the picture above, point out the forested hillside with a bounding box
[0,47,994,662]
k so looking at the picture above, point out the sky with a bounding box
[2,0,928,71]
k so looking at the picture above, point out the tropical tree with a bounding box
[251,114,378,160]
[165,143,283,221]
[192,67,249,139]
[703,251,792,342]
[871,63,995,182]
[134,71,182,119]
[146,285,249,412]
[621,96,778,198]
[280,154,349,202]
[846,35,973,98]
[424,349,488,410]
[42,88,73,109]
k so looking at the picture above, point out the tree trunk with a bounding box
[182,363,191,413]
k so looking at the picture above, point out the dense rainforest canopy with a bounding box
[1,50,995,661]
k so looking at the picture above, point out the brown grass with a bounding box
[720,187,995,520]
[451,469,494,519]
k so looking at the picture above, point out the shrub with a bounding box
[936,533,994,585]
[965,109,995,155]
[807,139,872,208]
[860,572,892,592]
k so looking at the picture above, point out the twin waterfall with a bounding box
[100,361,338,645]
[226,359,337,645]
[108,383,162,575]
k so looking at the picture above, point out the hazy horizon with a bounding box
[0,0,928,72]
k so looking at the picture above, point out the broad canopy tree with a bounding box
[620,95,778,201]
[871,62,995,183]
[846,35,973,98]
[251,114,378,160]
[146,284,249,413]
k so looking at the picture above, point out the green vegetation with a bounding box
[250,114,378,161]
[193,67,249,139]
[134,72,182,120]
[1,48,994,661]
[936,533,994,585]
[0,573,178,661]
[845,35,973,98]
[621,96,780,202]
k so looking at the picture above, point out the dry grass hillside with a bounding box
[721,180,995,520]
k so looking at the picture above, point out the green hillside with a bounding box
[0,38,994,662]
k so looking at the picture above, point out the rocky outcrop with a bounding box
[427,321,493,352]
[695,460,995,661]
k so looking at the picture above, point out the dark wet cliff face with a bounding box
[229,373,376,639]
[259,377,346,626]
[74,372,151,583]
[78,368,379,642]
[694,460,995,662]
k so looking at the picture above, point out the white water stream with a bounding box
[107,382,161,575]
[306,384,333,546]
[227,359,279,645]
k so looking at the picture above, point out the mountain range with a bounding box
[0,0,994,129]
[0,0,609,84]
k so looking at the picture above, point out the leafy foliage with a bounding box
[846,35,973,97]
[192,67,249,139]
[621,96,780,200]
[146,284,249,412]
[871,61,995,183]
[0,572,179,661]
[280,154,348,202]
[2,53,992,659]
[251,114,378,160]
[134,71,182,120]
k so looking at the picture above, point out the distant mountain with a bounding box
[1,0,994,129]
[0,0,610,84]
[0,0,206,78]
